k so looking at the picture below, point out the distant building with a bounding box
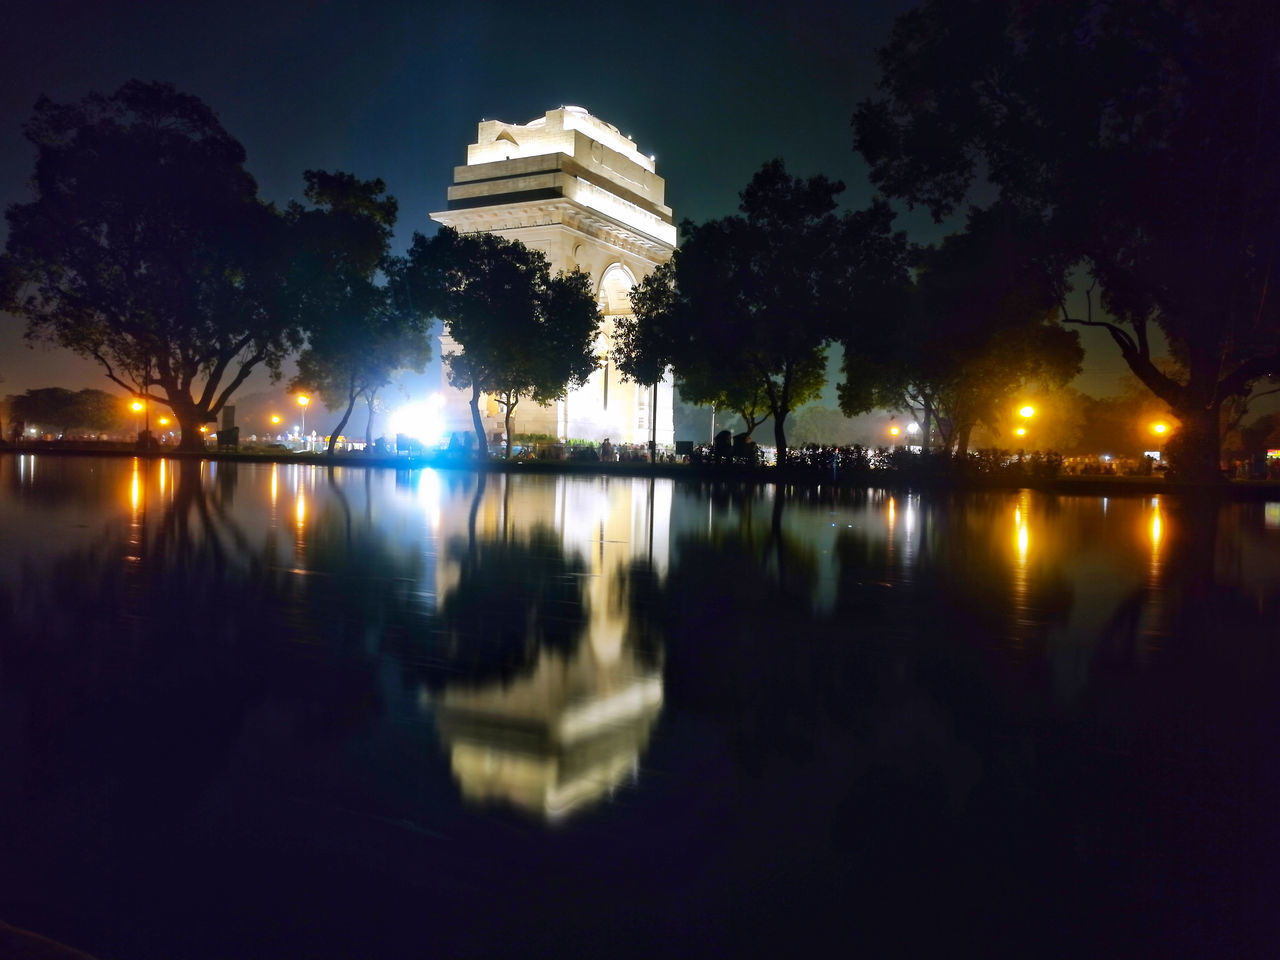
[431,106,676,447]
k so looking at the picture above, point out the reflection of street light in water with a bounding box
[1014,500,1030,566]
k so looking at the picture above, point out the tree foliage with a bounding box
[408,227,601,457]
[614,260,677,390]
[1,81,304,451]
[4,387,129,436]
[287,172,430,453]
[855,0,1280,479]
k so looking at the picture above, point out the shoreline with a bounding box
[3,442,1278,500]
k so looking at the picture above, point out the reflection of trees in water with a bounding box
[0,461,407,867]
[1053,497,1280,955]
[645,490,1279,954]
[833,492,1075,658]
[427,524,588,685]
[648,527,833,772]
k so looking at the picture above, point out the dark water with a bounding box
[1,455,1278,959]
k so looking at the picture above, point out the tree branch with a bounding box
[1217,353,1280,401]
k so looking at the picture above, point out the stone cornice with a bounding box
[432,198,675,262]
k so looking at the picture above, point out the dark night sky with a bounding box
[0,0,1133,401]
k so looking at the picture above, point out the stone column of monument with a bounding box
[431,106,676,450]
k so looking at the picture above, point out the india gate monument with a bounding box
[430,106,676,448]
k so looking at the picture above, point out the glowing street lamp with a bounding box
[297,395,310,445]
[1151,421,1169,436]
[1014,405,1034,447]
[130,399,145,440]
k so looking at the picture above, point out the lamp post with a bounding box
[297,395,310,449]
[270,414,281,439]
[130,399,144,442]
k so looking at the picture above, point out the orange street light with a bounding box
[1018,405,1035,419]
[1151,421,1169,435]
[888,425,901,437]
[1014,426,1027,437]
[270,414,281,425]
[297,395,310,443]
[130,398,146,441]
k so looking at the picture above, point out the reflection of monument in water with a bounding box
[434,641,663,822]
[431,106,676,446]
[429,475,671,821]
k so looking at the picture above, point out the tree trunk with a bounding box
[503,401,515,460]
[649,381,657,464]
[364,391,377,449]
[773,408,789,464]
[469,384,487,459]
[954,422,974,462]
[327,393,358,456]
[174,399,208,453]
[1166,403,1224,483]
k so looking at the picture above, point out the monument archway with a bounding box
[432,107,676,447]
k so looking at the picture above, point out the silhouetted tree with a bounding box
[629,261,772,439]
[634,161,908,462]
[1,81,305,451]
[615,259,680,458]
[841,207,1082,455]
[409,227,600,457]
[6,386,129,436]
[855,0,1280,480]
[287,173,431,454]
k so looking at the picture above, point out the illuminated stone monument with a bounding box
[431,106,676,447]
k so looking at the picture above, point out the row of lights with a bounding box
[887,404,1172,442]
[129,395,311,437]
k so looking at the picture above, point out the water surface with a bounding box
[1,455,1277,958]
